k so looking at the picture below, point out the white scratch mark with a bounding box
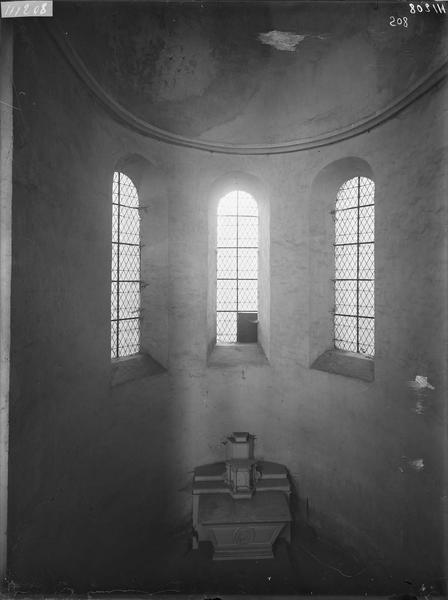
[258,31,306,52]
[409,375,435,390]
[414,398,425,415]
[399,456,425,472]
[409,458,424,471]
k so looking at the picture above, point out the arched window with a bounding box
[216,190,258,344]
[111,171,141,358]
[334,176,375,356]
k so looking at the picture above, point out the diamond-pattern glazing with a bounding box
[217,312,237,344]
[217,280,237,311]
[216,190,258,344]
[335,280,357,316]
[334,315,357,353]
[238,280,258,312]
[118,244,140,280]
[111,320,117,359]
[217,216,237,247]
[119,206,140,245]
[359,244,374,280]
[335,209,358,245]
[118,318,140,356]
[111,282,117,321]
[334,176,374,356]
[111,244,118,280]
[358,317,374,356]
[238,216,258,247]
[237,191,258,216]
[118,282,140,319]
[218,190,257,216]
[335,244,357,279]
[359,177,375,205]
[217,248,237,279]
[113,171,139,207]
[238,249,258,279]
[111,172,141,358]
[336,178,359,210]
[359,280,374,318]
[359,205,374,242]
[112,204,119,238]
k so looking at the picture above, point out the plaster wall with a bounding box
[8,12,448,594]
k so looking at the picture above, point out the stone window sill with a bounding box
[208,343,269,368]
[111,352,167,386]
[311,348,374,382]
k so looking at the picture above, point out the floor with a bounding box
[3,523,442,597]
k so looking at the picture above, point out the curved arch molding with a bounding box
[46,22,448,156]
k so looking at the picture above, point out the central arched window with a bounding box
[334,176,375,356]
[111,171,141,359]
[216,190,258,344]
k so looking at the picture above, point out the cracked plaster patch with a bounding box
[258,30,306,52]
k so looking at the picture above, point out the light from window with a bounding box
[217,190,258,344]
[111,172,141,359]
[334,176,375,356]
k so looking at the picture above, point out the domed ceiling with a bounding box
[54,2,447,146]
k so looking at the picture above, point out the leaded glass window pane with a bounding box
[111,172,141,358]
[334,176,375,356]
[217,191,258,344]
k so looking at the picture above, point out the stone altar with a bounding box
[192,432,291,560]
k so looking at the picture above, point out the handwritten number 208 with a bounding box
[390,16,409,26]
